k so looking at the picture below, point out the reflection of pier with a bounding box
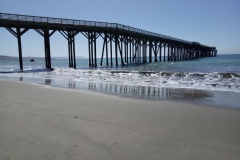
[45,79,51,85]
[88,82,213,101]
[68,81,75,89]
[1,13,217,70]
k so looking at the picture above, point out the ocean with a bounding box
[1,54,240,109]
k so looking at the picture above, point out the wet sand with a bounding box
[0,80,240,160]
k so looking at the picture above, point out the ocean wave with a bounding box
[108,70,240,78]
[1,67,240,93]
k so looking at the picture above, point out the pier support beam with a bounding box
[100,33,107,66]
[58,30,78,68]
[44,29,52,68]
[100,33,115,66]
[135,40,141,63]
[5,27,29,70]
[154,42,158,62]
[35,28,56,68]
[214,50,217,57]
[114,34,119,66]
[124,36,128,63]
[131,39,135,63]
[149,41,153,62]
[110,35,113,66]
[142,40,147,62]
[82,32,99,67]
[169,45,173,61]
[163,44,166,62]
[118,35,124,65]
[159,43,162,62]
[17,28,23,70]
[129,38,132,63]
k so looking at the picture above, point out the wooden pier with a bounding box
[0,13,217,70]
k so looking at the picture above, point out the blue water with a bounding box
[1,54,240,108]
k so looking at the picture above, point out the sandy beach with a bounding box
[0,80,240,160]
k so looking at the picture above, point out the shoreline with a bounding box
[0,75,240,109]
[1,80,240,159]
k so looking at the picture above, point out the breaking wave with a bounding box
[2,67,239,92]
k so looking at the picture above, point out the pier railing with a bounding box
[0,12,192,44]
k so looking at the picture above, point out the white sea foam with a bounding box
[1,55,240,93]
[1,68,237,92]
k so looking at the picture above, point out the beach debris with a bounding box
[74,116,77,118]
[30,59,35,62]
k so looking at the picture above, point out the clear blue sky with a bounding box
[0,0,239,57]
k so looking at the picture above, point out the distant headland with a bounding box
[0,55,86,60]
[0,55,18,60]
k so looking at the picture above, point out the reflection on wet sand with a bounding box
[88,82,213,101]
[45,79,51,85]
[68,81,76,89]
[9,76,238,108]
[16,76,213,103]
[12,77,238,108]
